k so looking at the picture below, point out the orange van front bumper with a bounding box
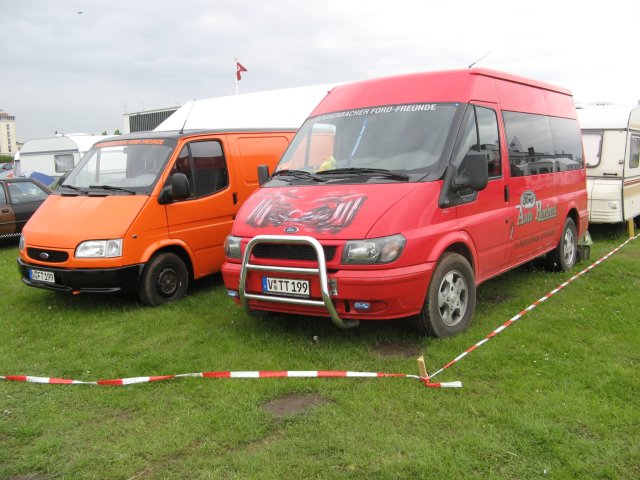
[17,258,143,294]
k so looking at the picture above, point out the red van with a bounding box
[221,69,589,336]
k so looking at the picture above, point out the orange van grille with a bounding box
[27,248,69,263]
[252,244,336,262]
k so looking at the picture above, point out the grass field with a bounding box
[1,225,638,479]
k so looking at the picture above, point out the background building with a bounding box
[0,109,18,156]
[123,106,179,134]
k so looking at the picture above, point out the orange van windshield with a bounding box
[276,103,461,181]
[62,140,176,195]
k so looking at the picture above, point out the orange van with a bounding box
[17,85,338,305]
[17,129,295,304]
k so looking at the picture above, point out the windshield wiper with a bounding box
[60,184,88,195]
[316,167,409,181]
[89,184,137,195]
[272,169,327,183]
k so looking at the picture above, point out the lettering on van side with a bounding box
[516,202,558,226]
[514,227,555,248]
[246,191,366,233]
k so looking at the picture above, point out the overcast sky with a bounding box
[2,0,639,142]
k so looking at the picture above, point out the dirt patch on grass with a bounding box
[370,341,422,358]
[478,292,511,305]
[262,393,331,418]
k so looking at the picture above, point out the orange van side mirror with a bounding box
[158,173,190,204]
[257,165,270,186]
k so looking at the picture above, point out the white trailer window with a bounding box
[54,154,75,173]
[581,131,602,168]
[630,134,640,169]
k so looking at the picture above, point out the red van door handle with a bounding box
[504,185,510,202]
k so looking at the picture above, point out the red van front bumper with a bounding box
[222,236,433,325]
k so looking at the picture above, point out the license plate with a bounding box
[29,269,55,284]
[262,276,310,297]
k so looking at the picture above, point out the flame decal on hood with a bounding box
[247,191,367,233]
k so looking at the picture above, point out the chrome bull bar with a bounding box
[238,235,359,329]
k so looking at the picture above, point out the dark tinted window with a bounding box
[504,111,583,177]
[549,117,583,171]
[190,141,228,196]
[0,184,7,206]
[168,140,228,199]
[503,112,554,177]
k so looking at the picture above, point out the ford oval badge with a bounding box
[521,190,537,209]
[39,252,50,260]
[284,226,299,234]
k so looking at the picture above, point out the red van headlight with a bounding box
[342,234,406,264]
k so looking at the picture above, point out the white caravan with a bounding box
[577,105,640,224]
[15,133,109,178]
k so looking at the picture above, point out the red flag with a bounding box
[236,61,248,81]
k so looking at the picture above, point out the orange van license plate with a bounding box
[29,269,55,284]
[262,277,310,297]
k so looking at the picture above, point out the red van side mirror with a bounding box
[453,152,489,192]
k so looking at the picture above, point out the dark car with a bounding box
[0,178,52,241]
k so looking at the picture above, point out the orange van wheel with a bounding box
[546,217,577,272]
[139,252,189,306]
[413,252,476,337]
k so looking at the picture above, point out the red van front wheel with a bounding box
[414,252,476,337]
[139,253,189,306]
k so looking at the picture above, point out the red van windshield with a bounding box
[276,103,461,179]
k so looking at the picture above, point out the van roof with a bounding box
[310,68,575,118]
[155,84,340,132]
[576,104,640,129]
[94,129,295,145]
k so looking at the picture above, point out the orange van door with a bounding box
[165,138,238,277]
[451,105,511,280]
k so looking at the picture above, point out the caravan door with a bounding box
[622,130,640,221]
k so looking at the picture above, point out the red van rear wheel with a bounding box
[547,217,577,272]
[139,253,189,306]
[414,252,476,337]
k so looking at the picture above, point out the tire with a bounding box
[414,252,476,337]
[139,253,189,306]
[547,217,577,272]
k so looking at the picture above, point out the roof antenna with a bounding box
[179,99,197,134]
[468,51,492,69]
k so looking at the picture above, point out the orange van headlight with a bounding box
[75,239,123,258]
[342,234,406,264]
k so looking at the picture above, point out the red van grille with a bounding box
[252,244,336,262]
[27,248,69,263]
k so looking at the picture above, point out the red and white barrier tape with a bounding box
[0,371,461,388]
[428,233,639,379]
[2,234,636,390]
